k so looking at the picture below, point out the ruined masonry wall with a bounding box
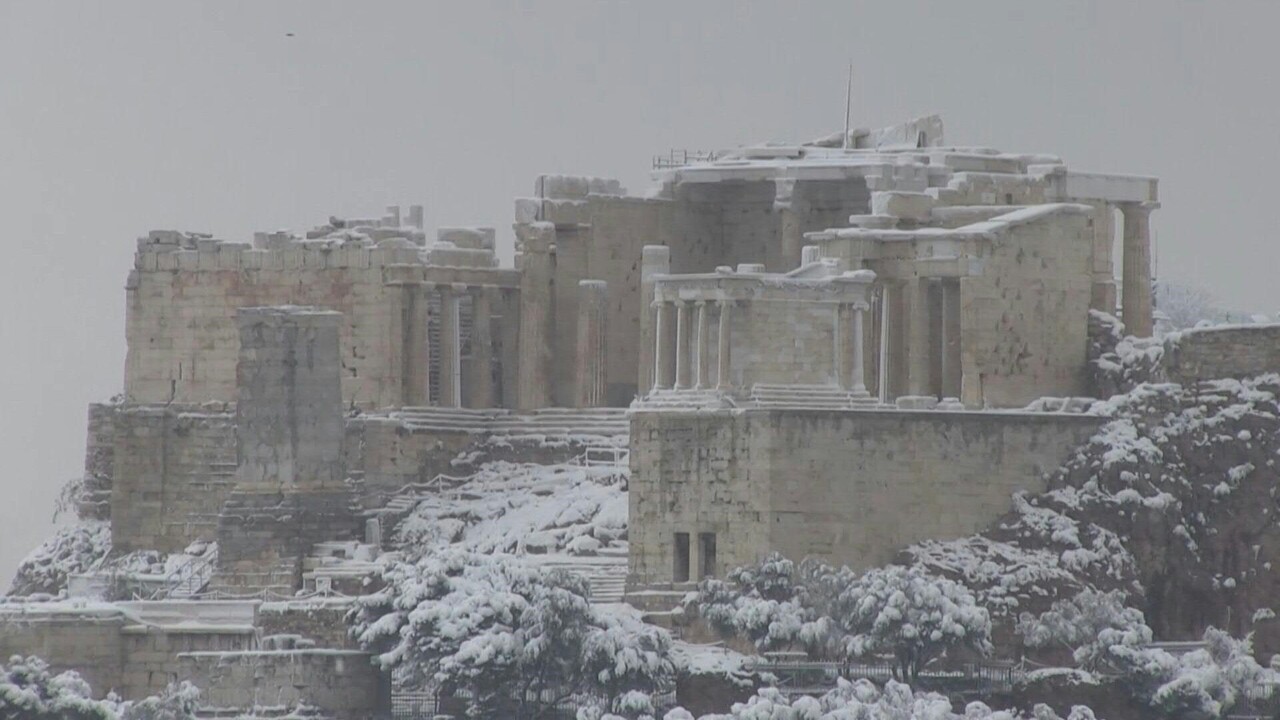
[628,409,1103,587]
[110,404,237,554]
[177,651,385,720]
[124,242,419,408]
[1164,325,1280,386]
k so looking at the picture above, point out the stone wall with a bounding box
[81,403,118,521]
[258,600,359,649]
[957,211,1095,406]
[120,626,254,698]
[0,607,127,696]
[177,650,386,719]
[109,403,237,553]
[124,239,423,408]
[628,408,1103,587]
[1164,324,1280,385]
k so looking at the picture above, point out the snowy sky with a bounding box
[3,0,1279,583]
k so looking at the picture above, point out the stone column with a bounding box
[694,301,711,389]
[516,222,556,409]
[576,280,608,407]
[834,303,849,390]
[652,301,672,391]
[908,277,933,396]
[401,284,431,406]
[941,278,962,399]
[439,286,462,407]
[674,301,692,390]
[716,300,733,391]
[851,305,868,396]
[775,178,804,271]
[1120,202,1157,338]
[638,245,671,393]
[468,286,494,408]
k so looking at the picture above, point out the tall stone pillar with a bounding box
[941,278,962,399]
[716,300,733,391]
[652,301,672,392]
[1120,202,1157,338]
[851,305,868,396]
[775,179,804,271]
[908,277,934,396]
[638,245,671,394]
[694,301,711,389]
[674,301,692,390]
[576,280,608,407]
[516,222,556,409]
[439,286,462,407]
[468,287,494,408]
[401,284,431,406]
[215,307,354,594]
[834,304,850,390]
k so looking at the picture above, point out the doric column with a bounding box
[716,300,733,391]
[439,286,462,407]
[851,305,868,396]
[515,222,555,409]
[401,284,431,406]
[1120,202,1157,338]
[468,286,494,408]
[908,277,933,396]
[674,301,692,390]
[694,301,711,389]
[941,278,962,399]
[576,280,608,407]
[652,301,672,391]
[639,245,671,393]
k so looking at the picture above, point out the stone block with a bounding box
[870,191,934,221]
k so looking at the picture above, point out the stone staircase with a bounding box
[747,383,879,410]
[634,389,735,410]
[389,406,629,440]
[530,547,629,604]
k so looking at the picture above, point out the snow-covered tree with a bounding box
[1017,589,1151,671]
[1157,281,1221,331]
[692,557,992,682]
[831,565,993,682]
[7,520,111,597]
[349,550,675,719]
[692,554,832,654]
[0,656,197,720]
[655,678,1095,719]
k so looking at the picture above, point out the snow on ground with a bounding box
[393,459,628,557]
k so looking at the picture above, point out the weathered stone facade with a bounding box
[627,408,1103,588]
[178,650,386,719]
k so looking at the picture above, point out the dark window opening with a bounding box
[1005,193,1014,204]
[673,532,691,582]
[698,532,717,579]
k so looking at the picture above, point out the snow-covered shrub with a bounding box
[831,565,993,682]
[1017,589,1151,671]
[662,678,1092,719]
[0,656,198,720]
[349,550,674,719]
[691,557,992,681]
[1089,310,1165,397]
[7,520,111,597]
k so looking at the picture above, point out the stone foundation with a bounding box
[628,408,1103,588]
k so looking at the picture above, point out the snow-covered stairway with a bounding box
[390,406,629,440]
[529,548,629,604]
[747,383,878,409]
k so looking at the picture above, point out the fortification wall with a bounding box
[124,238,419,408]
[1164,325,1280,385]
[110,403,237,554]
[0,608,127,696]
[628,409,1103,587]
[120,626,254,698]
[177,650,385,719]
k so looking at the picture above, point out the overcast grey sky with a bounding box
[3,1,1278,584]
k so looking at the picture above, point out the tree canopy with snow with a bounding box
[693,555,992,682]
[349,550,674,719]
[0,655,198,720]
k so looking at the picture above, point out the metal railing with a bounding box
[652,149,719,170]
